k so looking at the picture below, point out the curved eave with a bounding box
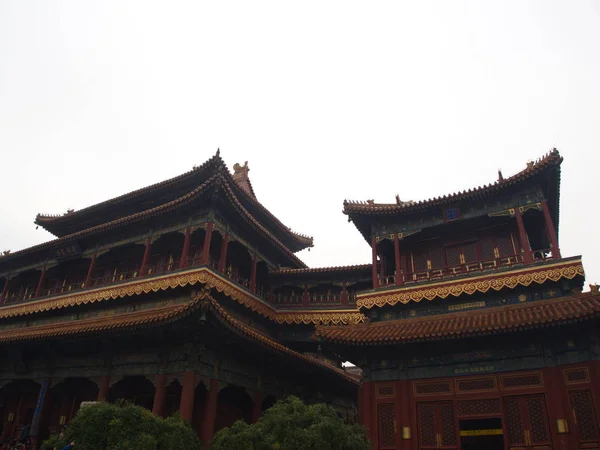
[35,153,223,236]
[315,291,600,346]
[271,263,372,277]
[343,149,563,241]
[4,173,306,269]
[34,153,313,252]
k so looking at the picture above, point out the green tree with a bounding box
[211,396,369,450]
[44,401,202,450]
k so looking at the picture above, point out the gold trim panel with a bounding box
[0,267,365,326]
[357,261,584,309]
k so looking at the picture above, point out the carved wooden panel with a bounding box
[504,394,552,448]
[376,384,395,398]
[504,396,525,447]
[455,377,497,393]
[527,395,550,444]
[456,398,502,416]
[440,402,458,446]
[501,372,543,390]
[418,403,436,447]
[570,389,600,444]
[564,367,590,385]
[414,381,452,396]
[377,403,396,449]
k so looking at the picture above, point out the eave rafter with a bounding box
[0,267,365,326]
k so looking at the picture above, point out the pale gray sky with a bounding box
[1,1,599,282]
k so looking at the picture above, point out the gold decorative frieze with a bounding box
[0,267,363,326]
[357,260,584,309]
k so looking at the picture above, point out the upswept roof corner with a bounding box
[343,148,562,216]
[35,150,224,229]
[6,170,308,268]
[35,150,313,252]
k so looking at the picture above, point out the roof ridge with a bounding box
[36,150,222,223]
[344,148,562,212]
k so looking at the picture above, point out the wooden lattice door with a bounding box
[377,403,397,449]
[504,394,552,449]
[569,389,600,448]
[417,402,458,449]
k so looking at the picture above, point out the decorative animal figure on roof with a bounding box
[233,161,250,176]
[395,195,415,206]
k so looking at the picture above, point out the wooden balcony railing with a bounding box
[377,252,559,287]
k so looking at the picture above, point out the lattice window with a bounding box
[429,247,445,270]
[570,389,600,441]
[377,384,395,398]
[462,242,477,264]
[414,381,452,396]
[456,398,502,416]
[445,246,461,267]
[456,377,496,392]
[480,237,495,260]
[413,248,429,272]
[440,403,458,446]
[377,403,396,448]
[527,395,550,444]
[418,403,436,447]
[497,234,514,257]
[504,396,525,446]
[501,373,543,389]
[564,368,590,384]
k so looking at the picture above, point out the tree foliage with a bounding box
[43,401,202,450]
[211,396,369,450]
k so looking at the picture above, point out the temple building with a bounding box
[1,148,599,450]
[0,152,362,448]
[315,149,600,450]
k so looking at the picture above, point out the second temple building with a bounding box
[1,148,599,450]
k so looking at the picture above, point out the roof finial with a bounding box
[498,169,504,182]
[216,148,220,157]
[395,194,401,205]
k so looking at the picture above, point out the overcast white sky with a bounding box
[1,1,599,283]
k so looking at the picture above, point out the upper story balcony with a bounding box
[0,227,354,311]
[377,248,559,288]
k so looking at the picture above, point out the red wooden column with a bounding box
[394,234,403,286]
[218,233,230,272]
[200,223,214,265]
[180,370,196,422]
[139,237,153,276]
[84,252,97,287]
[341,283,348,306]
[179,228,192,269]
[251,391,264,423]
[362,381,375,444]
[302,285,309,307]
[0,277,10,304]
[514,208,534,264]
[542,367,572,450]
[371,237,379,289]
[97,375,110,401]
[152,373,167,417]
[202,378,219,447]
[541,200,561,259]
[249,254,258,293]
[34,265,47,298]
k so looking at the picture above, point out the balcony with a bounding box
[0,255,353,311]
[377,249,557,288]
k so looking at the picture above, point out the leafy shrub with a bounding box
[43,401,202,450]
[211,396,369,450]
